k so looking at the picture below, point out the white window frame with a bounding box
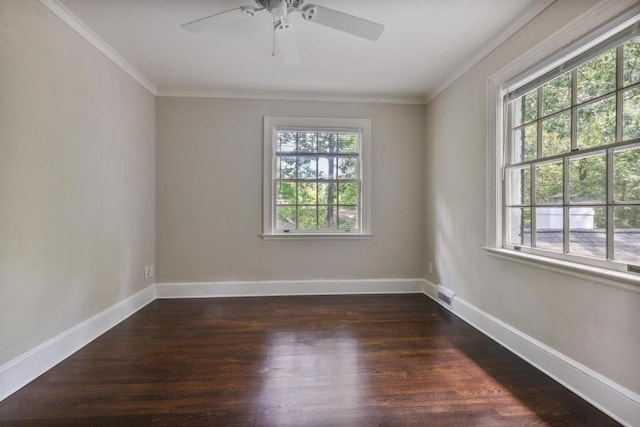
[262,116,372,240]
[486,3,640,291]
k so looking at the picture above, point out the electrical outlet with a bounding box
[144,266,151,279]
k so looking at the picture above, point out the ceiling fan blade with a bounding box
[302,5,384,41]
[181,6,259,33]
[275,24,300,66]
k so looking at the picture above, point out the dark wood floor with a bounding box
[0,294,618,426]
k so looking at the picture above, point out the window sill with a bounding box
[262,233,372,241]
[483,247,640,294]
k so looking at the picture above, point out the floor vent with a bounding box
[437,285,455,306]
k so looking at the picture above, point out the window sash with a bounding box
[502,23,640,271]
[504,18,640,103]
[263,117,372,238]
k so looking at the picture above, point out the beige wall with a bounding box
[424,0,640,394]
[4,0,636,405]
[156,97,425,282]
[0,1,155,365]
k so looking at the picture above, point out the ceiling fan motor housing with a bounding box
[255,0,305,17]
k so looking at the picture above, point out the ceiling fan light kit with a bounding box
[181,0,385,65]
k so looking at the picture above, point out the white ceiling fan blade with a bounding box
[181,7,259,33]
[302,5,384,41]
[275,24,300,66]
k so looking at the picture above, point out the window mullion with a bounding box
[537,87,543,159]
[502,102,512,248]
[507,102,513,163]
[531,164,537,249]
[616,45,624,143]
[565,69,576,254]
[315,155,319,230]
[571,69,578,152]
[607,147,615,260]
[610,45,623,260]
[273,177,278,231]
[273,154,278,231]
[563,157,570,254]
[529,164,534,248]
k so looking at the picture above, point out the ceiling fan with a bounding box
[181,0,384,66]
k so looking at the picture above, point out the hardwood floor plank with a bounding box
[0,295,619,426]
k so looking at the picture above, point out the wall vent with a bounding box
[437,285,456,306]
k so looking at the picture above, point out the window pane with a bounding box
[513,124,537,162]
[338,157,358,179]
[535,207,564,252]
[318,132,337,152]
[278,156,297,179]
[318,206,337,230]
[276,182,296,205]
[569,207,606,259]
[268,120,367,236]
[614,206,640,264]
[318,182,336,205]
[568,153,606,204]
[535,161,563,205]
[623,87,640,141]
[542,73,571,116]
[277,131,296,152]
[576,49,616,103]
[542,112,571,157]
[337,133,358,153]
[297,157,317,179]
[623,36,640,87]
[502,30,640,268]
[338,206,358,230]
[338,182,358,205]
[276,206,296,230]
[298,132,316,152]
[507,166,530,206]
[297,182,317,205]
[298,206,318,230]
[576,96,616,149]
[614,145,640,202]
[513,89,538,126]
[507,207,531,246]
[318,156,337,179]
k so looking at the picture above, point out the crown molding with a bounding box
[491,0,640,87]
[38,0,158,95]
[157,89,426,105]
[31,0,425,105]
[424,0,555,104]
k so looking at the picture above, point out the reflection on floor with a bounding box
[0,294,619,426]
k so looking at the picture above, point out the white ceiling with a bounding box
[56,0,544,102]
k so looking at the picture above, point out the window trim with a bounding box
[262,116,372,240]
[487,2,640,288]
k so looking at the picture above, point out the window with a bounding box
[263,117,371,239]
[501,17,640,274]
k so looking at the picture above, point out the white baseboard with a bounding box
[155,278,425,299]
[0,285,156,401]
[422,279,640,427]
[3,278,638,427]
[0,278,421,401]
